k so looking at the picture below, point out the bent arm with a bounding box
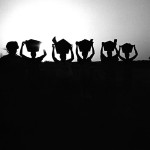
[88,45,95,61]
[37,50,47,62]
[52,44,59,62]
[118,46,126,61]
[100,45,106,61]
[20,42,28,59]
[76,45,82,62]
[67,45,74,62]
[112,47,119,61]
[115,47,119,56]
[130,45,138,61]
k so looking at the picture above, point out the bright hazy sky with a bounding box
[0,0,150,61]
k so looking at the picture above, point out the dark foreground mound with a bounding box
[0,61,150,150]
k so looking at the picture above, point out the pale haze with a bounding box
[0,0,150,61]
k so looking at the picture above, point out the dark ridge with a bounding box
[0,60,150,150]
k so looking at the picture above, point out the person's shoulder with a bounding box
[0,55,9,62]
[0,55,8,59]
[15,55,22,59]
[87,57,92,62]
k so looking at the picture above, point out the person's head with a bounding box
[82,51,88,59]
[6,41,19,56]
[124,52,130,59]
[121,43,133,57]
[31,51,36,58]
[107,51,113,58]
[25,39,41,54]
[60,53,66,62]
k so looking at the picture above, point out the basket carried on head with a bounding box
[121,43,134,53]
[102,39,117,51]
[25,39,41,52]
[76,39,93,52]
[52,37,71,54]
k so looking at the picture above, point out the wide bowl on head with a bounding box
[53,39,71,54]
[103,39,117,51]
[25,39,41,52]
[76,39,93,52]
[121,43,134,53]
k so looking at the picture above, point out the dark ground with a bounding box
[0,61,150,150]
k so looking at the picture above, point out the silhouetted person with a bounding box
[76,39,95,63]
[119,43,138,62]
[20,39,47,89]
[52,37,74,62]
[20,39,47,62]
[100,39,119,62]
[0,41,21,65]
[118,44,138,97]
[0,41,25,92]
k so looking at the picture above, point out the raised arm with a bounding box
[114,46,119,56]
[118,46,126,61]
[113,46,119,61]
[88,45,95,60]
[100,44,106,61]
[52,44,59,62]
[130,45,138,61]
[76,44,82,62]
[67,45,74,62]
[37,50,47,62]
[20,41,28,59]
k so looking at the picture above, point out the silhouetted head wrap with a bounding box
[52,37,71,54]
[102,39,117,51]
[6,41,19,51]
[76,39,93,52]
[121,43,134,53]
[25,39,41,52]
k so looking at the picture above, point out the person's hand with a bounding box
[76,42,79,46]
[102,42,104,47]
[22,41,26,45]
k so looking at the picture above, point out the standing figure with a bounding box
[0,41,24,91]
[100,39,119,62]
[20,39,47,89]
[0,41,21,63]
[20,39,47,62]
[76,39,95,63]
[118,43,138,62]
[52,37,74,62]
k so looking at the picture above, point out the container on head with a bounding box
[103,39,117,51]
[76,39,93,52]
[121,43,134,53]
[52,37,71,54]
[25,39,41,52]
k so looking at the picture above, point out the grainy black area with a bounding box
[0,61,150,150]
